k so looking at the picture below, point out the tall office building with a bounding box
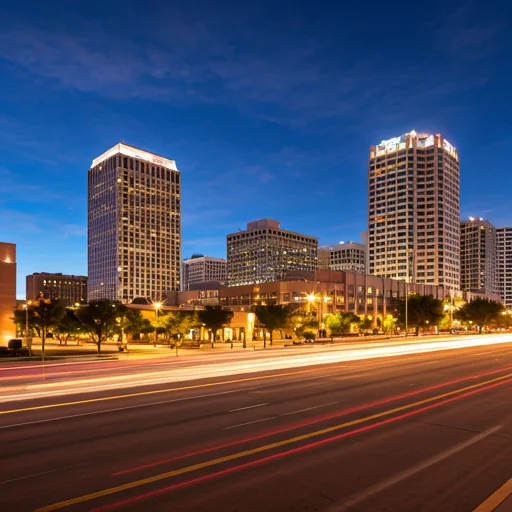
[26,272,87,306]
[368,131,460,289]
[182,254,227,291]
[460,217,497,295]
[497,227,512,308]
[318,242,367,273]
[88,143,181,303]
[227,219,317,286]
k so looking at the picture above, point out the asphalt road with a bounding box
[1,340,512,512]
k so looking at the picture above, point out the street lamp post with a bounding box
[23,301,32,356]
[154,302,162,347]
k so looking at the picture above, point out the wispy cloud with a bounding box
[0,6,502,130]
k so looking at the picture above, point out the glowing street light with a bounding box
[23,300,32,356]
[153,302,163,346]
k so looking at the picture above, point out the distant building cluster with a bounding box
[2,131,512,341]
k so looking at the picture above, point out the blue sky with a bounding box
[1,0,511,298]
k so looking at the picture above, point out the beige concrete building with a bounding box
[318,242,367,274]
[227,219,317,286]
[497,227,512,308]
[368,131,460,290]
[0,243,16,344]
[88,143,181,303]
[460,217,497,296]
[26,272,87,306]
[167,270,447,329]
[182,255,227,291]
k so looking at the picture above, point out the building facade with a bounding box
[368,131,460,290]
[318,242,367,274]
[460,217,497,296]
[227,219,318,286]
[26,273,87,306]
[0,243,16,344]
[88,143,181,303]
[182,254,227,291]
[497,227,512,308]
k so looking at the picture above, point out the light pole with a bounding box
[154,302,162,347]
[23,301,32,356]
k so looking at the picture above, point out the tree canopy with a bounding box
[75,300,125,354]
[32,299,66,358]
[253,304,289,347]
[398,294,444,335]
[197,305,234,348]
[325,312,361,336]
[455,298,504,330]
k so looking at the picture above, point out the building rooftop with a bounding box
[373,130,457,160]
[91,142,178,171]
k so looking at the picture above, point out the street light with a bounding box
[154,302,162,346]
[23,300,32,356]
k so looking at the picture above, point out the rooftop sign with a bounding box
[92,143,178,171]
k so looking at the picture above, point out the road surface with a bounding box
[1,336,512,511]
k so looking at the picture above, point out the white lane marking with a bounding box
[0,464,84,486]
[332,424,503,512]
[229,403,268,412]
[281,401,339,416]
[0,387,263,430]
[224,416,276,430]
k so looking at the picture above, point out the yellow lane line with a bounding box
[473,476,512,512]
[0,368,321,416]
[35,371,512,512]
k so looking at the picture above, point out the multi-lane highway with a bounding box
[1,336,512,511]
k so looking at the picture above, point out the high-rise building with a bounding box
[497,227,512,308]
[88,143,181,303]
[368,131,460,289]
[26,272,87,306]
[318,242,367,273]
[0,242,16,344]
[227,219,317,286]
[182,254,227,291]
[460,217,497,295]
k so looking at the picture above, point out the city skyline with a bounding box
[1,1,512,299]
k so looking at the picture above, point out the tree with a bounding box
[359,317,372,333]
[165,312,199,355]
[455,299,504,331]
[398,294,444,336]
[325,312,360,336]
[198,305,234,348]
[75,300,123,354]
[31,299,66,360]
[54,309,82,345]
[253,304,289,348]
[289,309,318,340]
[382,314,398,334]
[117,308,145,342]
[139,319,155,342]
[12,307,40,337]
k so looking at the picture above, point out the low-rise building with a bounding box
[26,272,87,307]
